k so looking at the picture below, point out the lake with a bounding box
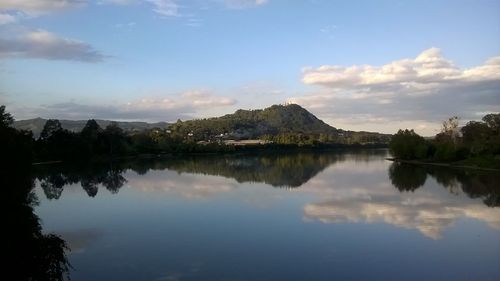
[31,149,500,280]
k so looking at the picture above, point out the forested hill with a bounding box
[171,104,338,139]
[13,118,169,138]
[12,104,390,144]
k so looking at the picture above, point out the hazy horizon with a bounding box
[1,0,499,136]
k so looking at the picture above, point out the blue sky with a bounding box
[1,0,499,135]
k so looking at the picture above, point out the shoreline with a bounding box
[386,158,500,172]
[31,145,389,166]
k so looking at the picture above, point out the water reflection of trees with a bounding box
[35,149,389,199]
[388,162,500,207]
[152,153,339,188]
[165,150,388,188]
[36,163,127,199]
[4,166,70,280]
[388,163,427,192]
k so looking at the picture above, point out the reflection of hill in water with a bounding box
[34,149,388,198]
[156,153,339,188]
[389,162,500,207]
[142,150,388,188]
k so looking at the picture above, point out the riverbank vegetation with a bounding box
[1,106,71,280]
[389,114,500,169]
[2,105,388,163]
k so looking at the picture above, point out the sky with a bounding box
[0,0,499,136]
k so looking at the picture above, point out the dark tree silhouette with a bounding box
[1,106,70,280]
[0,105,14,127]
[101,122,128,156]
[482,113,500,134]
[81,119,102,139]
[388,161,500,207]
[389,129,428,160]
[40,119,63,141]
[81,180,99,197]
[102,168,127,194]
[40,173,67,200]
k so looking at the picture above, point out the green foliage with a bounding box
[5,104,394,162]
[461,121,490,154]
[156,104,390,145]
[461,113,500,156]
[389,129,428,160]
[391,113,500,168]
[433,142,460,161]
[169,104,338,141]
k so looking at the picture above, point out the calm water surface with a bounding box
[33,150,500,281]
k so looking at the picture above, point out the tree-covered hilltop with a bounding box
[389,114,500,169]
[170,104,390,144]
[170,104,337,139]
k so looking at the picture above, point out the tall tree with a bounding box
[102,122,127,156]
[389,129,428,159]
[40,119,63,141]
[81,119,102,139]
[482,113,500,134]
[440,116,461,143]
[0,105,14,128]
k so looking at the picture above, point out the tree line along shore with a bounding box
[2,105,498,169]
[389,114,500,170]
[2,105,388,164]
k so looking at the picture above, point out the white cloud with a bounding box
[296,159,500,240]
[0,0,86,15]
[136,89,236,109]
[0,0,182,19]
[290,48,500,135]
[101,0,181,17]
[12,89,237,121]
[222,0,268,9]
[0,0,270,23]
[113,21,137,28]
[100,0,137,4]
[304,199,500,239]
[0,29,106,62]
[301,48,497,87]
[0,12,16,24]
[186,17,202,27]
[145,0,179,16]
[127,170,237,199]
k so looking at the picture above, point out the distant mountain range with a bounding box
[13,118,169,138]
[13,104,389,140]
